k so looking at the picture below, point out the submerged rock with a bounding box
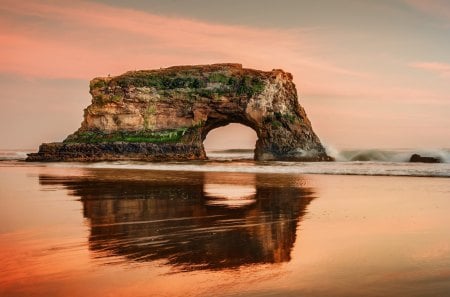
[27,63,332,162]
[409,154,441,163]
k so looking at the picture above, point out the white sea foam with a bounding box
[3,149,450,177]
[0,150,30,161]
[46,160,450,177]
[206,149,254,161]
[325,147,450,163]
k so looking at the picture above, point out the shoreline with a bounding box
[2,159,449,178]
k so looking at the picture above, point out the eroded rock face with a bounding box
[27,63,331,162]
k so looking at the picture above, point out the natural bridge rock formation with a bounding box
[27,63,331,162]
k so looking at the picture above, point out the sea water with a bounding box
[39,148,450,177]
[3,148,449,177]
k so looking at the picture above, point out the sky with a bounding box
[0,0,449,150]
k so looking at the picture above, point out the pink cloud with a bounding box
[409,61,450,77]
[404,0,450,21]
[0,0,365,80]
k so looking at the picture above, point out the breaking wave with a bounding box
[2,148,450,177]
[0,150,30,161]
[208,148,450,164]
[325,147,450,163]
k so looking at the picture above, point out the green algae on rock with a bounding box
[27,63,332,162]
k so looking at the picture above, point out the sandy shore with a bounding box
[1,163,449,297]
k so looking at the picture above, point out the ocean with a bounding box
[2,148,449,177]
[0,148,449,296]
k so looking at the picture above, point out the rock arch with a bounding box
[28,64,332,162]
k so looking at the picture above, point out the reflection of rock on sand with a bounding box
[39,170,316,271]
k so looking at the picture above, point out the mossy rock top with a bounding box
[90,64,274,103]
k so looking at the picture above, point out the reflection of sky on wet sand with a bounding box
[0,164,449,297]
[203,167,258,208]
[204,183,256,208]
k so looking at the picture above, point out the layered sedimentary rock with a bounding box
[27,63,331,161]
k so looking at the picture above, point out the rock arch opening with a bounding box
[203,123,258,159]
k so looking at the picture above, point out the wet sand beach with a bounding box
[1,161,449,296]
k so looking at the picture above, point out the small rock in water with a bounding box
[409,154,440,163]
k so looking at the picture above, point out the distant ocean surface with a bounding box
[1,148,449,177]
